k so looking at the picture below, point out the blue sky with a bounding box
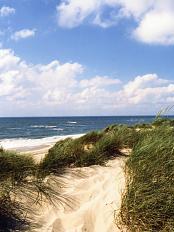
[0,0,174,116]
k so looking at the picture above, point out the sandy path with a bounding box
[33,157,125,232]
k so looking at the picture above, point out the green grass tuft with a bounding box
[40,125,140,173]
[0,149,35,184]
[118,125,174,232]
[152,117,174,127]
[0,148,60,231]
[78,131,104,144]
[40,138,87,172]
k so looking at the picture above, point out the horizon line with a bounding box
[0,115,174,118]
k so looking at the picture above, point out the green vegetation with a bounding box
[78,130,104,144]
[0,148,35,183]
[40,125,140,173]
[152,117,174,127]
[118,123,174,232]
[0,148,57,231]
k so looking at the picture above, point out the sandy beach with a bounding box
[0,134,85,162]
[32,157,125,232]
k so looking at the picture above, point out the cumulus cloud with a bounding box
[133,9,174,45]
[11,29,36,41]
[0,6,15,17]
[80,76,121,88]
[57,0,118,28]
[56,0,174,45]
[0,48,174,116]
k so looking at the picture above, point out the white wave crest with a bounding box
[30,125,57,128]
[0,134,84,150]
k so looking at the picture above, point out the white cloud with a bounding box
[56,0,174,45]
[80,76,121,88]
[11,29,36,41]
[133,9,174,45]
[0,48,174,116]
[0,49,20,71]
[122,74,170,94]
[57,0,100,28]
[117,74,174,106]
[0,6,15,17]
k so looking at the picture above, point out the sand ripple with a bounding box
[33,158,125,232]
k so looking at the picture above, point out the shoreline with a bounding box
[0,134,85,161]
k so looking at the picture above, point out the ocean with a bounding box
[0,116,173,150]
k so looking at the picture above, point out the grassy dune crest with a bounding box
[119,122,174,232]
[40,125,140,174]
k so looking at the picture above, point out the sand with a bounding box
[5,134,85,162]
[10,135,126,232]
[31,157,125,232]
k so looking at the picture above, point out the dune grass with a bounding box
[152,117,174,127]
[40,125,141,174]
[0,148,60,231]
[0,196,29,232]
[78,130,104,144]
[0,148,35,183]
[118,125,174,232]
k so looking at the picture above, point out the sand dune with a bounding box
[33,157,125,232]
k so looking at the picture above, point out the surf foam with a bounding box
[0,134,84,150]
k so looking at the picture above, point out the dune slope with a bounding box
[34,158,125,232]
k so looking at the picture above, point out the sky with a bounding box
[0,0,174,116]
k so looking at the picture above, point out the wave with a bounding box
[0,134,84,150]
[30,125,57,128]
[67,121,77,124]
[52,128,64,131]
[8,127,22,130]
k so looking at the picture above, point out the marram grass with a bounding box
[118,125,174,232]
[39,124,139,173]
[0,148,62,231]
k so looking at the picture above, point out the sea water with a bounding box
[0,116,173,150]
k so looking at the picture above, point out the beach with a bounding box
[32,155,125,232]
[0,134,85,162]
[35,139,124,232]
[2,134,126,232]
